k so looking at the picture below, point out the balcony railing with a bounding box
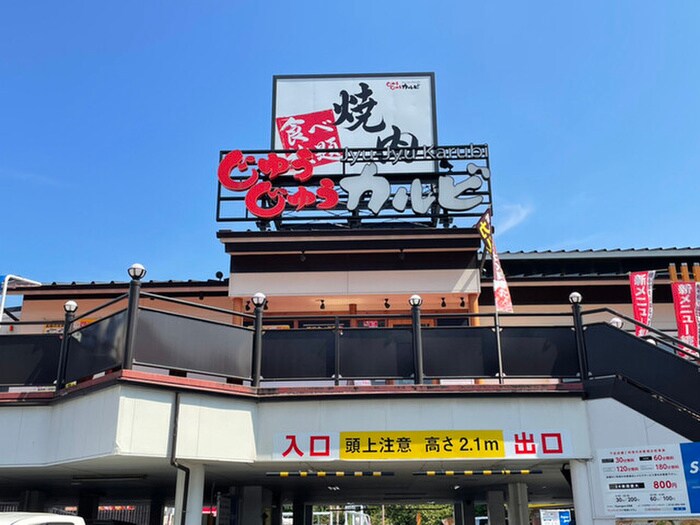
[1,289,698,415]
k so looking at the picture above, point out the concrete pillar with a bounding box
[486,491,506,525]
[454,500,476,525]
[462,500,476,525]
[292,495,306,525]
[19,490,45,512]
[270,491,282,525]
[507,483,529,525]
[571,459,596,524]
[174,463,206,525]
[77,492,100,521]
[149,493,165,525]
[239,486,264,525]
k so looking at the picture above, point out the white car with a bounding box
[0,514,86,525]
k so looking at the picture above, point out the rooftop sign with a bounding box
[216,73,492,229]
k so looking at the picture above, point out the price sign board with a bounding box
[598,443,700,517]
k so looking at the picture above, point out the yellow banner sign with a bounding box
[340,431,505,460]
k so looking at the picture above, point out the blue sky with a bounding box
[1,1,699,286]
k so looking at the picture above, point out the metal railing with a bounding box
[2,289,699,415]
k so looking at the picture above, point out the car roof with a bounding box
[0,513,85,525]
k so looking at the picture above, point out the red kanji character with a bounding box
[316,178,339,210]
[309,436,331,457]
[514,432,537,454]
[287,186,316,211]
[258,153,291,180]
[291,148,314,182]
[218,150,259,191]
[282,435,304,457]
[245,181,288,219]
[540,433,563,454]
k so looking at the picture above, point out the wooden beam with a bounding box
[681,263,691,282]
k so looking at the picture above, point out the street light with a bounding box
[609,317,623,329]
[124,264,146,371]
[409,294,424,384]
[568,291,588,379]
[568,291,582,304]
[251,292,266,387]
[64,300,78,314]
[251,292,266,307]
[128,263,147,281]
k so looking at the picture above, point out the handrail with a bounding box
[0,320,64,326]
[70,293,128,323]
[582,306,700,360]
[140,291,256,320]
[138,306,255,332]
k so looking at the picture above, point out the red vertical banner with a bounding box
[477,211,513,313]
[671,281,700,356]
[629,271,655,336]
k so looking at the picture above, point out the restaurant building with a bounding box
[0,74,698,525]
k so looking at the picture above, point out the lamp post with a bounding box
[57,300,78,390]
[608,317,623,329]
[409,295,424,385]
[569,291,589,380]
[123,263,146,370]
[251,292,266,387]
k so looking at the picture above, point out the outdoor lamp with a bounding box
[609,317,624,329]
[128,263,147,281]
[251,292,266,307]
[568,291,582,304]
[408,295,423,307]
[64,300,78,314]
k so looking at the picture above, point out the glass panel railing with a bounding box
[0,334,61,387]
[133,308,253,380]
[585,323,699,412]
[423,327,499,378]
[339,328,413,379]
[65,311,127,383]
[501,326,579,378]
[262,329,335,380]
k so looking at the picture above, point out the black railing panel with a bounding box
[501,326,579,377]
[340,328,413,379]
[262,329,335,380]
[65,311,127,383]
[422,327,498,378]
[0,334,61,386]
[585,323,700,412]
[133,309,252,379]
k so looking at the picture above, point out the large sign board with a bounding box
[217,73,492,229]
[273,429,572,461]
[272,73,437,174]
[598,443,700,517]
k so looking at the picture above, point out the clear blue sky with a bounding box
[2,1,699,286]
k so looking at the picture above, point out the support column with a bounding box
[239,486,264,525]
[571,459,595,525]
[453,500,476,525]
[507,483,529,525]
[462,500,476,525]
[292,495,305,525]
[77,492,100,522]
[149,494,165,525]
[486,491,506,525]
[19,490,45,512]
[174,463,206,525]
[270,491,282,525]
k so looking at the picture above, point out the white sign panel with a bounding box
[598,443,700,517]
[274,429,573,461]
[272,74,436,174]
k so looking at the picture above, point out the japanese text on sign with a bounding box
[273,430,571,461]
